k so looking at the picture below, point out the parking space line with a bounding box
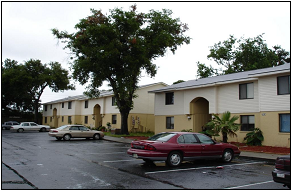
[103,160,136,163]
[145,161,265,175]
[224,180,274,189]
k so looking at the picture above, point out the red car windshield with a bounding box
[148,133,176,142]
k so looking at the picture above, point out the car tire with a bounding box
[63,134,71,141]
[56,137,62,141]
[222,149,233,162]
[17,128,24,133]
[93,134,100,140]
[40,127,46,132]
[167,151,182,167]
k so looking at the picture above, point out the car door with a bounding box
[177,134,202,158]
[195,134,221,158]
[69,126,81,137]
[22,123,31,131]
[78,126,91,138]
[30,122,40,131]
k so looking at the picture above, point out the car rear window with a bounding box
[57,125,69,130]
[148,133,176,142]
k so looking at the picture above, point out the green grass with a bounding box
[104,131,154,138]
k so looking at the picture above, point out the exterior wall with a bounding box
[42,83,167,131]
[153,74,290,147]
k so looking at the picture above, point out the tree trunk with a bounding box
[34,99,39,123]
[222,132,228,143]
[120,111,129,135]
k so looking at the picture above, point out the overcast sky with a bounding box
[2,1,290,104]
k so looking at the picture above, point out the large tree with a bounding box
[52,5,190,134]
[197,34,290,78]
[2,59,75,122]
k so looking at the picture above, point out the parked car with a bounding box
[127,132,241,167]
[2,121,20,130]
[272,155,290,188]
[48,125,104,141]
[10,122,50,132]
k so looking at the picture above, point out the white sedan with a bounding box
[10,122,50,133]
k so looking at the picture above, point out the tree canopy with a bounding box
[52,5,191,134]
[2,59,75,122]
[197,34,290,78]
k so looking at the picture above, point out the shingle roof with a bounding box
[149,63,290,93]
[42,82,167,105]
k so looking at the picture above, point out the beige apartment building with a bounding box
[42,82,167,132]
[150,63,290,147]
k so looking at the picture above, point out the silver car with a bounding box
[10,122,50,132]
[48,125,104,141]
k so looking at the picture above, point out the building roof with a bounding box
[42,82,167,105]
[149,63,290,93]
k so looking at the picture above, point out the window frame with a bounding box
[279,113,290,133]
[240,115,255,131]
[166,116,174,129]
[277,75,290,95]
[68,101,72,109]
[165,92,174,105]
[85,100,88,108]
[84,116,88,124]
[112,115,117,124]
[239,82,254,100]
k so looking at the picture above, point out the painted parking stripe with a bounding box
[145,161,265,175]
[224,180,274,189]
[103,160,137,163]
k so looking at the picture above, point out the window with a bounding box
[196,134,214,144]
[44,105,47,111]
[178,134,198,144]
[69,126,79,130]
[85,100,88,108]
[45,117,47,123]
[165,92,174,105]
[84,116,88,124]
[241,115,255,131]
[50,104,52,109]
[62,116,64,122]
[112,97,117,106]
[68,101,72,109]
[279,114,290,133]
[277,75,290,95]
[239,83,254,99]
[112,115,117,124]
[50,117,52,122]
[68,116,72,124]
[62,102,64,108]
[166,117,174,129]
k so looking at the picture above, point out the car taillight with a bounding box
[275,158,290,170]
[50,130,58,133]
[144,144,156,151]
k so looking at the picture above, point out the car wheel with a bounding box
[63,134,71,141]
[167,151,182,167]
[93,134,100,140]
[222,149,233,162]
[17,128,24,133]
[40,127,46,132]
[56,137,62,141]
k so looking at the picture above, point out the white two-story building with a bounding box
[42,82,167,132]
[150,63,290,147]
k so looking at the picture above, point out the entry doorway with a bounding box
[53,108,58,128]
[190,97,211,132]
[93,104,102,129]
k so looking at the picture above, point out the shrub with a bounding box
[243,128,264,146]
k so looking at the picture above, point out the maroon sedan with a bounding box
[127,132,240,167]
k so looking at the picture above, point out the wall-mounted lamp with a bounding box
[187,116,191,120]
[92,114,95,120]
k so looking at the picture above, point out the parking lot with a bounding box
[1,130,288,189]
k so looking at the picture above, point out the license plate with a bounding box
[133,153,138,158]
[277,173,285,178]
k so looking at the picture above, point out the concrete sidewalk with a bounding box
[103,135,289,162]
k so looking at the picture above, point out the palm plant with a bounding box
[243,128,264,146]
[206,111,240,143]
